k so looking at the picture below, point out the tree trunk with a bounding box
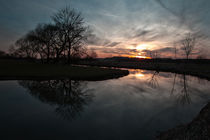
[68,43,71,64]
[47,46,50,63]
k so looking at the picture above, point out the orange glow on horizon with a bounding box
[93,43,156,58]
[134,56,151,59]
[129,55,151,59]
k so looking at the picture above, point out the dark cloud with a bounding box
[127,28,170,42]
[155,0,186,24]
[99,47,138,56]
[106,42,121,47]
[86,34,111,46]
[155,47,174,53]
[86,34,121,48]
[133,29,151,38]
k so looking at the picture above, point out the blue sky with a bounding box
[1,0,210,58]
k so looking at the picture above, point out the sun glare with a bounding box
[129,55,151,59]
[136,44,149,51]
[136,73,145,77]
[133,43,152,59]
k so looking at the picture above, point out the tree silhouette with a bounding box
[11,6,89,64]
[181,33,196,59]
[52,6,88,64]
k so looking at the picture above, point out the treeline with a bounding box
[9,7,96,64]
[103,57,210,64]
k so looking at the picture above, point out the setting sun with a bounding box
[136,44,149,51]
[135,56,151,59]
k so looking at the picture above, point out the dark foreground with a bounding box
[0,59,129,81]
[157,102,210,140]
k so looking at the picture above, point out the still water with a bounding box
[0,69,210,140]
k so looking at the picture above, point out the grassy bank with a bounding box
[0,59,129,81]
[78,60,210,80]
[157,102,210,140]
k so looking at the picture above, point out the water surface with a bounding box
[0,69,210,140]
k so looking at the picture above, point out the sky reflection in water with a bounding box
[0,69,210,140]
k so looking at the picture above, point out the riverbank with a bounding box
[0,59,129,81]
[77,59,210,81]
[157,102,210,139]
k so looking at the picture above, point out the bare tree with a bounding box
[28,24,58,63]
[14,36,38,58]
[11,6,90,64]
[197,54,206,59]
[90,49,97,58]
[173,42,177,59]
[52,6,88,64]
[86,49,98,59]
[181,33,196,59]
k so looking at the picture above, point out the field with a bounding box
[0,59,129,81]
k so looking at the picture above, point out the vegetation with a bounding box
[9,6,96,64]
[181,33,196,59]
[157,102,210,140]
[0,59,129,81]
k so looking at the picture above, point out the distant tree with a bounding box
[90,49,97,58]
[27,24,58,63]
[196,54,206,59]
[173,42,177,59]
[181,33,196,59]
[149,51,159,59]
[8,45,16,56]
[0,50,7,57]
[52,6,88,64]
[86,49,98,59]
[196,49,207,59]
[14,36,37,58]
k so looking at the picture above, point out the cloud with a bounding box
[98,47,138,56]
[86,32,121,47]
[86,34,110,46]
[106,42,121,47]
[133,29,151,38]
[155,47,174,53]
[155,0,186,22]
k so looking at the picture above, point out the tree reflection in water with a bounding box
[147,71,159,89]
[147,72,192,105]
[19,79,94,120]
[171,74,192,105]
[170,74,177,95]
[178,74,191,105]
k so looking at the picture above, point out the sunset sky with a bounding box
[1,0,210,58]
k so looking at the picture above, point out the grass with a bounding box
[0,59,129,81]
[157,102,210,140]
